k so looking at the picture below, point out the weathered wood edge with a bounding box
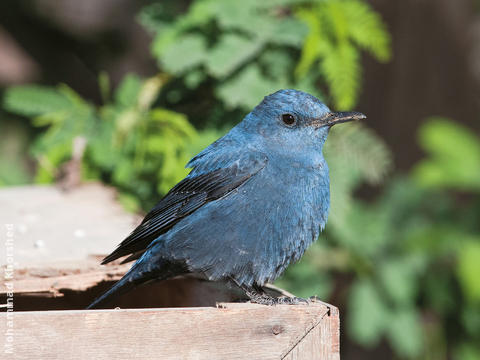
[0,260,130,298]
[0,302,338,360]
[280,303,333,359]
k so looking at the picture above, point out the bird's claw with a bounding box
[247,292,311,306]
[247,292,278,306]
[242,283,313,306]
[276,296,310,305]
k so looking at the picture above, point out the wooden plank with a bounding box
[0,302,338,360]
[0,184,140,267]
[283,305,340,360]
[0,257,130,298]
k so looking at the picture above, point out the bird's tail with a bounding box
[87,253,186,309]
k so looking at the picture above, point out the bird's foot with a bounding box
[238,282,313,306]
[246,291,310,306]
[245,290,278,306]
[276,296,310,305]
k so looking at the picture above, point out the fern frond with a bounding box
[325,122,392,229]
[342,0,391,62]
[327,123,393,185]
[295,0,391,109]
[324,0,349,42]
[320,41,360,109]
[295,9,325,78]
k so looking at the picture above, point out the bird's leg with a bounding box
[241,284,278,306]
[276,296,310,305]
[239,282,310,306]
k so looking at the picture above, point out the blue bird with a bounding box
[87,89,365,308]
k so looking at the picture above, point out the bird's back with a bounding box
[156,150,330,286]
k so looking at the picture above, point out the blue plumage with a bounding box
[88,89,365,308]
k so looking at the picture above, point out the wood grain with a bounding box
[0,257,129,298]
[0,184,140,267]
[0,185,341,359]
[0,302,339,360]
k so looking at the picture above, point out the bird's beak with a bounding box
[312,111,366,127]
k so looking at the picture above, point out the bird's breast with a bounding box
[259,158,330,229]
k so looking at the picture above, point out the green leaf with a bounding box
[348,279,389,346]
[325,1,349,42]
[268,18,308,47]
[115,74,142,108]
[295,0,391,108]
[4,85,72,117]
[330,201,390,257]
[217,65,288,109]
[117,192,141,213]
[455,344,480,360]
[385,308,423,358]
[457,239,480,303]
[205,34,264,79]
[87,118,117,169]
[343,0,391,62]
[149,108,197,139]
[379,258,420,306]
[137,3,170,34]
[211,0,266,32]
[260,49,294,85]
[115,109,140,138]
[150,1,214,58]
[295,9,326,79]
[217,67,267,109]
[257,0,314,6]
[179,0,216,28]
[159,34,207,75]
[145,134,167,153]
[413,118,480,191]
[113,158,135,185]
[33,141,72,183]
[321,41,360,109]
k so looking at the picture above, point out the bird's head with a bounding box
[241,89,365,154]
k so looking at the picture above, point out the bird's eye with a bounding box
[282,114,296,126]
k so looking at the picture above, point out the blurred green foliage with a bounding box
[296,0,390,108]
[0,116,31,186]
[4,75,219,210]
[2,0,479,359]
[413,118,480,191]
[140,0,390,110]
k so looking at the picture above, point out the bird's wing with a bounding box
[101,150,268,264]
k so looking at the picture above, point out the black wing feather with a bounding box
[101,156,267,265]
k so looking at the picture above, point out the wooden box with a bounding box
[0,185,339,359]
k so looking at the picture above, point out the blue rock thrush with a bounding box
[87,89,365,308]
